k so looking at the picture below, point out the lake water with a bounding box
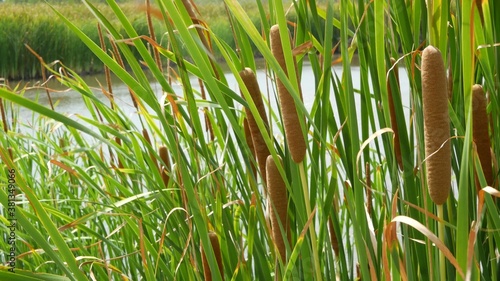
[16,61,411,137]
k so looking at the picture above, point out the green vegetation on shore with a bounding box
[0,3,160,80]
[0,1,336,80]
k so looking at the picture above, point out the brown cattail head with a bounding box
[158,146,171,188]
[270,24,307,163]
[59,138,67,152]
[387,57,403,170]
[266,155,290,263]
[328,218,340,257]
[240,68,271,182]
[472,84,493,189]
[201,231,224,281]
[7,147,13,161]
[365,162,372,217]
[421,45,451,205]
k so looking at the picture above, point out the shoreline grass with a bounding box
[0,1,336,81]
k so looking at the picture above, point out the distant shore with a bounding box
[0,1,335,81]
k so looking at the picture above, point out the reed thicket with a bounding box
[0,0,499,280]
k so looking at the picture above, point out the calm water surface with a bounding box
[17,61,411,134]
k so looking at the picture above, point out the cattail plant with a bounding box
[266,155,290,263]
[158,146,171,189]
[387,57,403,170]
[472,84,493,188]
[240,68,271,181]
[421,45,450,281]
[365,162,372,217]
[328,219,340,257]
[328,201,340,257]
[421,45,451,205]
[269,24,306,163]
[201,231,224,281]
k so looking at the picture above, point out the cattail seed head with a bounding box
[421,45,451,205]
[266,155,290,263]
[472,84,493,188]
[270,24,307,163]
[240,68,271,181]
[158,146,170,188]
[328,218,340,257]
[365,162,372,217]
[201,231,224,281]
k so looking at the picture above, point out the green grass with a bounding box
[0,2,154,80]
[0,1,336,81]
[0,0,499,280]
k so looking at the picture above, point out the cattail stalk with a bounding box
[421,45,451,205]
[387,57,403,170]
[97,23,113,109]
[199,80,215,141]
[240,68,270,181]
[24,45,53,110]
[115,137,124,169]
[109,38,139,110]
[270,24,306,163]
[143,129,159,172]
[266,155,289,264]
[145,0,162,72]
[180,0,220,79]
[201,232,224,281]
[472,84,493,189]
[366,162,372,217]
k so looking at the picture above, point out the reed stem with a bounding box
[299,162,322,281]
[438,204,446,281]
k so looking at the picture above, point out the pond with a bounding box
[15,60,411,133]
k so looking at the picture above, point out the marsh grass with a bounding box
[0,0,499,280]
[0,1,324,81]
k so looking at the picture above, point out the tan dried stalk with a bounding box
[387,57,403,170]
